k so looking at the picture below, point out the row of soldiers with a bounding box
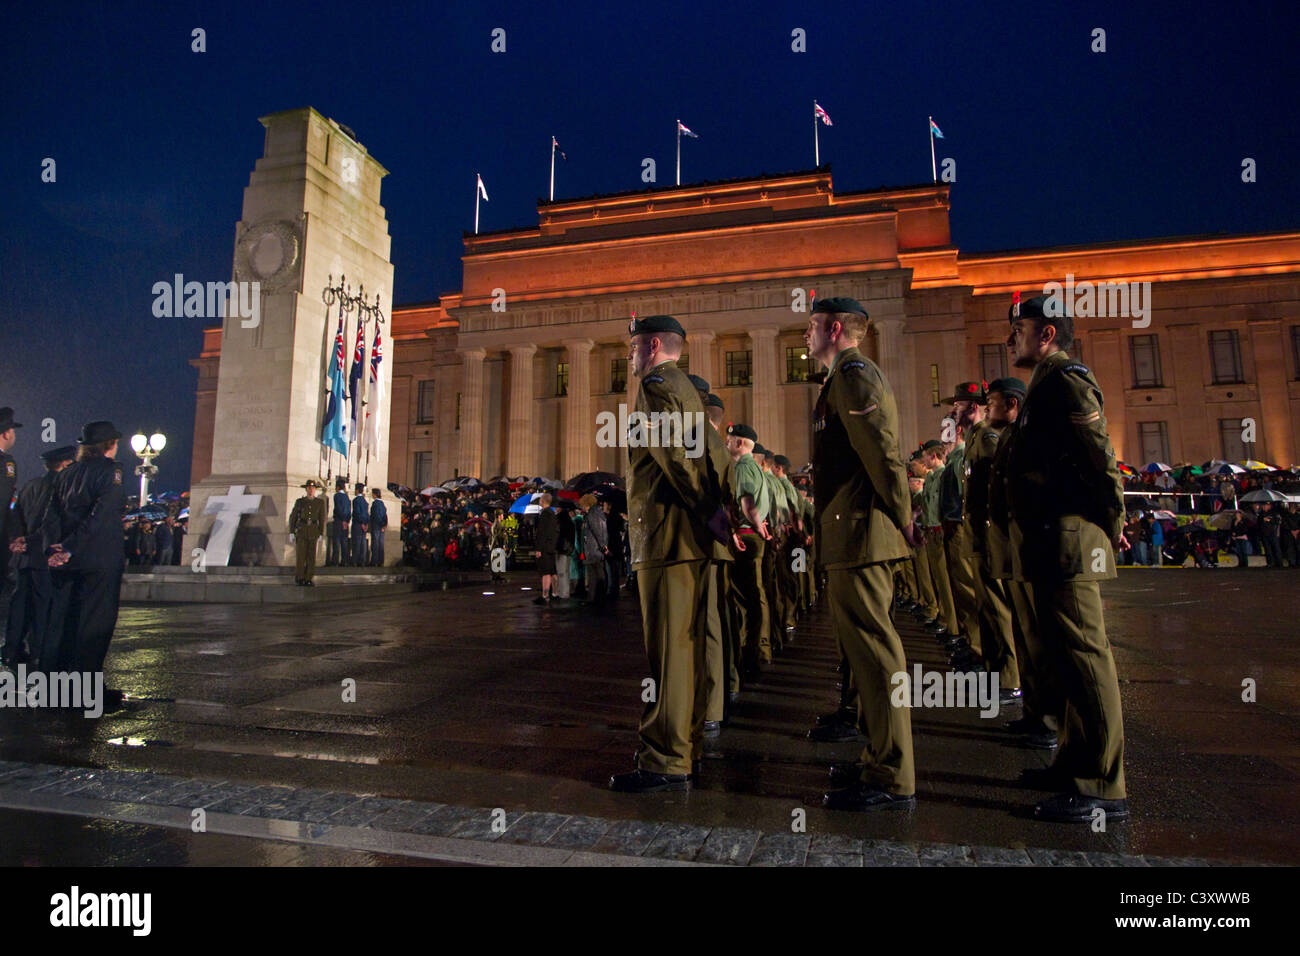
[611,294,1129,824]
[1,415,128,698]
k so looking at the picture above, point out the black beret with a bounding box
[812,296,869,319]
[752,443,769,457]
[40,444,77,463]
[629,314,686,338]
[773,455,791,468]
[946,380,987,404]
[704,393,725,409]
[921,439,944,451]
[726,423,757,441]
[687,374,711,393]
[1009,293,1067,323]
[987,376,1028,401]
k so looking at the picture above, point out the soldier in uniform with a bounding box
[771,455,803,632]
[1005,294,1128,822]
[289,479,327,586]
[920,440,958,638]
[939,382,987,671]
[42,422,128,678]
[368,488,388,566]
[804,297,921,811]
[4,444,75,669]
[609,315,729,793]
[350,482,369,567]
[0,407,21,644]
[753,445,791,654]
[328,477,351,566]
[724,424,773,679]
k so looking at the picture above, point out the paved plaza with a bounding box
[1,569,1296,866]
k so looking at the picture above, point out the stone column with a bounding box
[458,347,486,478]
[1089,329,1127,461]
[507,344,537,476]
[872,313,916,449]
[564,338,594,477]
[686,329,716,391]
[749,326,781,451]
[1248,319,1293,466]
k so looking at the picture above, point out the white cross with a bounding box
[202,485,263,567]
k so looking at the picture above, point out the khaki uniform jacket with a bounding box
[920,469,943,527]
[627,360,720,569]
[812,347,910,569]
[961,421,1002,559]
[289,496,327,538]
[1006,350,1124,582]
[703,425,735,563]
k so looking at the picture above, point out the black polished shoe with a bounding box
[1033,792,1129,823]
[999,687,1023,705]
[702,720,722,739]
[815,707,857,727]
[808,721,862,743]
[828,761,864,788]
[823,782,916,812]
[608,768,691,793]
[1024,731,1059,750]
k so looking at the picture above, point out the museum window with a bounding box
[1137,421,1170,465]
[978,345,1006,383]
[455,392,461,430]
[1291,326,1300,379]
[414,452,433,491]
[416,380,436,424]
[1209,330,1244,384]
[929,364,940,406]
[1219,418,1247,462]
[611,358,627,392]
[1129,334,1163,388]
[556,362,569,397]
[786,346,815,382]
[725,350,752,387]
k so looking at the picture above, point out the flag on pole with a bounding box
[552,136,567,160]
[815,102,833,126]
[476,173,489,200]
[320,314,349,455]
[677,119,698,138]
[348,319,366,441]
[361,325,384,457]
[929,118,944,139]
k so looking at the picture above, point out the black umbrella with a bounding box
[567,471,626,493]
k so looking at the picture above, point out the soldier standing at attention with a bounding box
[350,482,369,568]
[368,489,387,566]
[804,297,921,811]
[1006,294,1128,822]
[939,382,987,672]
[289,479,327,586]
[609,315,728,794]
[724,424,773,680]
[920,439,958,640]
[0,407,21,639]
[328,477,350,566]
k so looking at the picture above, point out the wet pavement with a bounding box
[1,568,1297,865]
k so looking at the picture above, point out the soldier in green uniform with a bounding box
[804,297,921,811]
[753,444,789,655]
[940,383,985,670]
[725,424,774,677]
[906,455,939,623]
[959,380,1021,700]
[289,479,327,586]
[772,455,803,630]
[920,440,958,637]
[610,315,729,794]
[1006,294,1128,822]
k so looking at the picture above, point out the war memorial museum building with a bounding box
[191,167,1300,488]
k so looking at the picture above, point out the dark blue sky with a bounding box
[2,0,1296,490]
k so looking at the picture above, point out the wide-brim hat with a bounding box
[302,479,322,489]
[76,420,121,444]
[0,407,21,432]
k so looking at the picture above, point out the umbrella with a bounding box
[177,508,189,519]
[1204,511,1243,530]
[509,492,543,515]
[1118,463,1138,478]
[1239,489,1290,503]
[1210,463,1247,475]
[1150,510,1178,521]
[1241,460,1278,471]
[419,486,439,496]
[1141,462,1173,474]
[1174,464,1204,477]
[127,506,168,521]
[566,471,625,493]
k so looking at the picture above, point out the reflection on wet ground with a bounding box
[1,569,1297,864]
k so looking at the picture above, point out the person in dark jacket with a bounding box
[580,493,611,605]
[154,516,174,566]
[533,494,559,606]
[43,421,128,677]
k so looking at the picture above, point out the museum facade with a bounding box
[190,167,1300,489]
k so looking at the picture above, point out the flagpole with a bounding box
[474,175,480,234]
[549,138,555,202]
[814,103,820,166]
[676,121,681,186]
[929,116,937,183]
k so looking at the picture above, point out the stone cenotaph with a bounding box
[188,107,399,569]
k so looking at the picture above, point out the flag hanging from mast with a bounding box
[320,313,349,455]
[361,325,384,458]
[929,118,944,139]
[815,101,833,126]
[348,318,366,442]
[677,119,698,138]
[476,173,489,200]
[551,136,567,161]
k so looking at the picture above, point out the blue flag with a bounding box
[348,321,366,442]
[321,315,349,455]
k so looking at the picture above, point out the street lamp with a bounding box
[131,432,166,504]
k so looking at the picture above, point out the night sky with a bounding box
[2,0,1296,491]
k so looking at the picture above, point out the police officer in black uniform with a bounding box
[43,421,128,677]
[0,407,21,645]
[4,445,76,669]
[328,477,351,566]
[350,482,369,567]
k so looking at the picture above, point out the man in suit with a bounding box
[804,297,921,812]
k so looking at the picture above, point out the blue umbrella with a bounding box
[509,492,542,515]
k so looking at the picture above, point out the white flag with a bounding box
[361,326,384,457]
[476,173,489,201]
